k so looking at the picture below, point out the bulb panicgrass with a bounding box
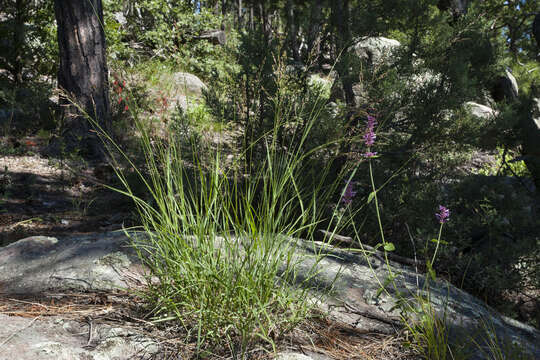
[80,65,348,357]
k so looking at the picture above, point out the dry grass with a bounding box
[0,291,417,359]
[279,315,417,360]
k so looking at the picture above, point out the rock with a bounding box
[0,314,159,360]
[463,102,500,147]
[0,233,154,359]
[289,239,540,359]
[112,11,127,26]
[491,68,518,103]
[147,72,207,113]
[464,101,499,120]
[520,97,540,189]
[353,37,401,66]
[2,232,539,358]
[0,233,144,295]
[349,37,401,105]
[171,72,207,97]
[274,353,315,360]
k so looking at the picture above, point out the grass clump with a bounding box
[101,91,343,357]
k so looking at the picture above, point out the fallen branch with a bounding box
[0,315,41,347]
[317,230,420,267]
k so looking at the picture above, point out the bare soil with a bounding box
[0,136,135,247]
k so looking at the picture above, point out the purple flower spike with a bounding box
[362,151,378,158]
[342,181,357,205]
[367,115,377,128]
[363,115,377,147]
[435,205,450,223]
[363,131,376,146]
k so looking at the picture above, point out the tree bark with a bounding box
[53,0,110,160]
[12,0,27,85]
[331,0,355,108]
[533,13,540,49]
[237,0,243,26]
[286,0,300,62]
[307,0,323,67]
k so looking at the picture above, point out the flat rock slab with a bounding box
[292,240,540,359]
[1,232,539,359]
[0,314,159,360]
[0,232,145,295]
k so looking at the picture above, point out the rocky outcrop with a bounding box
[353,37,401,67]
[348,37,401,105]
[146,71,207,114]
[171,72,207,97]
[290,238,540,359]
[0,315,159,360]
[491,68,518,103]
[0,233,152,360]
[0,233,144,295]
[521,97,540,189]
[464,101,499,120]
[1,232,539,359]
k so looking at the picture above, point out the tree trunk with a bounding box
[237,0,243,26]
[533,13,540,49]
[258,1,269,42]
[53,0,110,160]
[286,0,299,62]
[307,0,323,67]
[12,0,27,85]
[332,0,355,108]
[250,5,254,30]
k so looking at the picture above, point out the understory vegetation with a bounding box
[1,0,539,358]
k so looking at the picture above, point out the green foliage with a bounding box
[475,147,531,177]
[401,299,536,359]
[402,299,463,360]
[105,1,237,79]
[0,0,57,81]
[96,67,348,355]
[102,1,136,63]
[1,0,539,353]
[0,1,57,135]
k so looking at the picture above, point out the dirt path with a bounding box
[0,138,134,247]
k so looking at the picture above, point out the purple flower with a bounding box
[363,115,377,147]
[363,131,376,146]
[362,151,378,158]
[367,115,377,128]
[435,205,450,223]
[342,181,357,206]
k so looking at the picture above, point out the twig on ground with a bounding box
[318,230,419,267]
[0,315,41,347]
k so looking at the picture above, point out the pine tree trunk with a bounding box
[286,0,299,62]
[237,0,243,26]
[332,0,355,108]
[307,0,323,67]
[53,0,110,160]
[12,0,27,85]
